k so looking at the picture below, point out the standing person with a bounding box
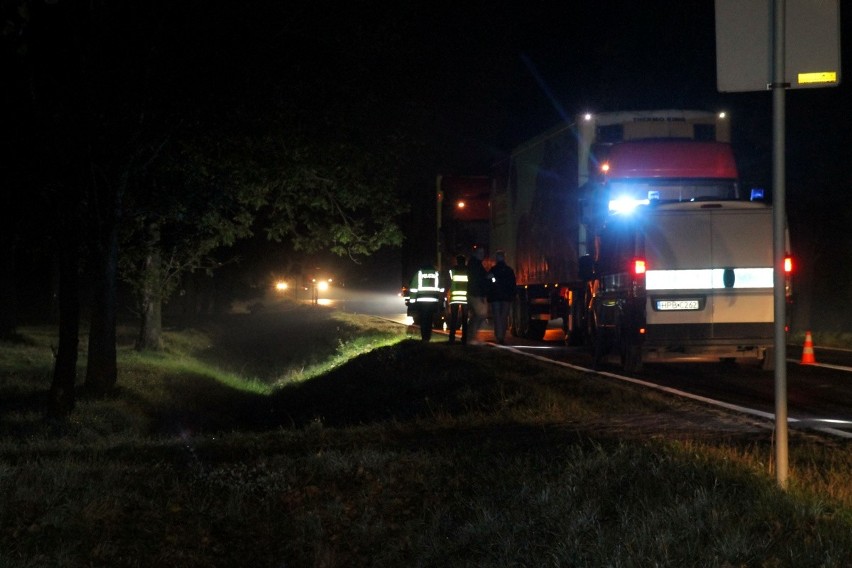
[447,255,469,344]
[407,263,443,341]
[487,250,516,345]
[466,246,489,345]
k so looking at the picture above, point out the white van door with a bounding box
[643,202,774,345]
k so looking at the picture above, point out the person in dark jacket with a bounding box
[466,246,489,345]
[487,250,516,344]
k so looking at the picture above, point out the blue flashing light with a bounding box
[750,188,766,201]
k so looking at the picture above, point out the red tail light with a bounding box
[784,255,793,303]
[633,259,646,276]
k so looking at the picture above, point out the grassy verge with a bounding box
[1,304,851,567]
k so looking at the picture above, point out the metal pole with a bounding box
[436,175,443,271]
[771,0,789,490]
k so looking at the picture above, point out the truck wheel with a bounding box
[527,320,547,341]
[511,297,530,338]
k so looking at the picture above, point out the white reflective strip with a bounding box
[418,271,440,290]
[417,297,440,303]
[452,275,469,282]
[646,268,773,290]
[646,270,711,290]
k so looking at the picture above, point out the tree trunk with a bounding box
[84,195,120,394]
[137,222,164,351]
[49,222,80,418]
[137,295,164,351]
[0,236,16,340]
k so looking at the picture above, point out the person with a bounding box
[447,254,469,344]
[487,249,516,345]
[407,263,443,341]
[466,246,489,344]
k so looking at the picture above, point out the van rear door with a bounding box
[643,202,774,351]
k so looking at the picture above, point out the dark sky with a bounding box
[247,1,846,179]
[9,1,850,291]
[183,1,741,172]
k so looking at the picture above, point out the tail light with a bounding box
[630,258,646,298]
[784,255,793,302]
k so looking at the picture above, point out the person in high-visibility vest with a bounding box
[447,255,469,344]
[408,263,443,341]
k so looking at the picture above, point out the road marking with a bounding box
[787,359,852,373]
[494,344,852,440]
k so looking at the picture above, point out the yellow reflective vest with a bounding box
[448,266,468,305]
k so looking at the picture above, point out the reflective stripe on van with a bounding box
[645,267,773,290]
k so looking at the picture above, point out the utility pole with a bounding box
[770,0,789,489]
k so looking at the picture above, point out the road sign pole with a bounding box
[771,0,789,490]
[717,0,841,490]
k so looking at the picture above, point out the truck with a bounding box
[436,109,792,371]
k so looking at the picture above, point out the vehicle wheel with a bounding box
[511,296,530,338]
[527,320,547,341]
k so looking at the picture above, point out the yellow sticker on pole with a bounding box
[798,71,838,85]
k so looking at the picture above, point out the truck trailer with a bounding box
[436,109,791,371]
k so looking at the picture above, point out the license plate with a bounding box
[656,299,700,311]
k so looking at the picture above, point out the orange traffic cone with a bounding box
[801,331,816,365]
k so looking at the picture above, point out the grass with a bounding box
[1,302,851,567]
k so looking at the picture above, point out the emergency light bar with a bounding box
[750,188,766,201]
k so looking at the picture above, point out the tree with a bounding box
[119,108,408,351]
[119,132,264,350]
[18,0,418,414]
